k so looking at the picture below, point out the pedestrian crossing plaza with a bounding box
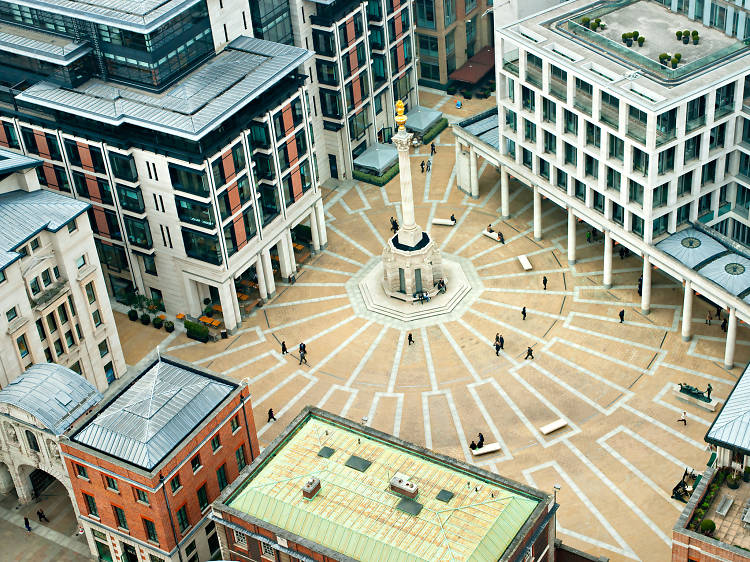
[161,110,748,561]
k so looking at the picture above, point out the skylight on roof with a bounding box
[396,497,423,516]
[345,455,372,472]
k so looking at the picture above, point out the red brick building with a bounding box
[61,355,258,562]
[211,407,560,562]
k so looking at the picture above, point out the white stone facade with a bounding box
[0,169,126,392]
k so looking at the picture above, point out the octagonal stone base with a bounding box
[346,254,481,329]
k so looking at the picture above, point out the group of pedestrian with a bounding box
[469,432,485,450]
[705,308,728,331]
[23,510,49,534]
[279,340,308,364]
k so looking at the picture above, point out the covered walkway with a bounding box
[453,111,750,369]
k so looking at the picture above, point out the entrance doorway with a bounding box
[328,155,338,179]
[398,268,406,293]
[29,468,55,497]
[415,269,423,293]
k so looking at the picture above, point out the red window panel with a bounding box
[291,169,303,202]
[78,142,94,171]
[392,0,401,10]
[352,75,363,106]
[281,105,294,136]
[222,151,235,183]
[92,207,110,235]
[42,164,58,188]
[0,122,8,147]
[349,49,358,73]
[85,176,102,201]
[232,216,247,250]
[34,131,50,159]
[227,184,241,214]
[346,18,355,46]
[286,137,298,165]
[394,14,403,38]
[397,42,405,69]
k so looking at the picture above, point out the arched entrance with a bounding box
[8,466,80,537]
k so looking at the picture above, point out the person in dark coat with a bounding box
[36,509,48,523]
[420,161,425,173]
[525,346,534,360]
[431,142,436,156]
[619,310,625,323]
[543,276,548,290]
[522,307,527,320]
[281,341,287,355]
[24,517,31,533]
[477,433,485,449]
[408,333,414,346]
[267,409,277,422]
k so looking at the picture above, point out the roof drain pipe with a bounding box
[240,390,255,463]
[160,474,186,562]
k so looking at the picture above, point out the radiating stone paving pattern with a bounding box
[160,98,749,561]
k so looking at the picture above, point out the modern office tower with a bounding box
[0,0,328,331]
[414,0,493,87]
[0,147,125,390]
[454,0,750,365]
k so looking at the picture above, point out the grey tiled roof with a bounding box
[707,363,750,452]
[0,188,90,270]
[457,110,499,151]
[0,364,102,435]
[12,0,203,32]
[16,36,313,141]
[0,147,41,174]
[0,23,91,65]
[72,359,235,470]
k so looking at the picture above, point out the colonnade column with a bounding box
[641,255,652,314]
[310,209,321,252]
[603,231,613,288]
[261,248,276,297]
[278,237,292,279]
[533,185,542,240]
[567,208,576,265]
[315,199,327,248]
[725,308,737,369]
[501,167,510,218]
[469,148,479,199]
[286,230,297,274]
[682,280,693,341]
[255,258,267,300]
[217,281,239,331]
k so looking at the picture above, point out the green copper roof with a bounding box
[227,416,539,561]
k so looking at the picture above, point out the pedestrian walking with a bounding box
[637,275,643,297]
[586,231,591,243]
[619,246,625,260]
[426,160,431,172]
[420,160,425,173]
[495,333,500,345]
[498,231,505,244]
[525,346,534,360]
[281,341,287,355]
[677,411,687,426]
[716,305,722,320]
[267,408,276,422]
[24,517,31,533]
[618,309,625,323]
[521,306,527,320]
[542,276,548,290]
[722,318,728,332]
[706,311,712,325]
[477,432,485,449]
[299,349,308,365]
[450,213,456,222]
[299,342,306,354]
[494,342,501,356]
[36,509,48,523]
[408,333,414,346]
[431,142,436,156]
[498,334,504,349]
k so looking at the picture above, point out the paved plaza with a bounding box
[6,90,749,561]
[157,91,750,561]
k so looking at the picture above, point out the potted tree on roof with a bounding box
[692,30,699,45]
[682,29,690,44]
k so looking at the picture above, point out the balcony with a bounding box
[549,74,567,102]
[627,119,647,144]
[526,64,542,88]
[502,57,519,76]
[600,103,619,128]
[31,281,69,311]
[574,90,592,115]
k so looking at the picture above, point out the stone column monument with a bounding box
[381,101,443,300]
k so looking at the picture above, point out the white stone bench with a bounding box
[482,230,501,241]
[716,495,734,517]
[539,418,567,435]
[518,255,532,271]
[432,218,456,226]
[471,442,501,456]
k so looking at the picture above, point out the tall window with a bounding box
[83,493,97,517]
[25,430,39,452]
[443,0,455,25]
[217,464,228,490]
[176,505,189,533]
[143,518,158,543]
[197,484,209,510]
[113,506,128,530]
[236,445,247,471]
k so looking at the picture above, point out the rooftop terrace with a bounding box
[221,409,547,562]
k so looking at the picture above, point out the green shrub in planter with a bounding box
[581,16,590,28]
[164,320,175,333]
[153,317,163,329]
[693,32,699,44]
[622,32,629,42]
[638,36,645,46]
[462,90,473,99]
[676,30,682,39]
[185,320,209,342]
[671,57,678,68]
[728,475,741,489]
[140,313,151,325]
[700,519,716,534]
[422,118,448,145]
[674,53,682,61]
[128,309,139,321]
[631,31,639,40]
[683,29,690,43]
[446,84,457,95]
[691,30,698,37]
[352,163,399,187]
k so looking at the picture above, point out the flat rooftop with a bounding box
[0,21,92,65]
[15,36,312,141]
[71,357,236,471]
[220,409,547,562]
[501,0,750,106]
[10,0,203,33]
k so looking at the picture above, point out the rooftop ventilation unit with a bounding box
[390,472,418,499]
[302,477,321,499]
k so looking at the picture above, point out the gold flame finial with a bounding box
[395,100,407,131]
